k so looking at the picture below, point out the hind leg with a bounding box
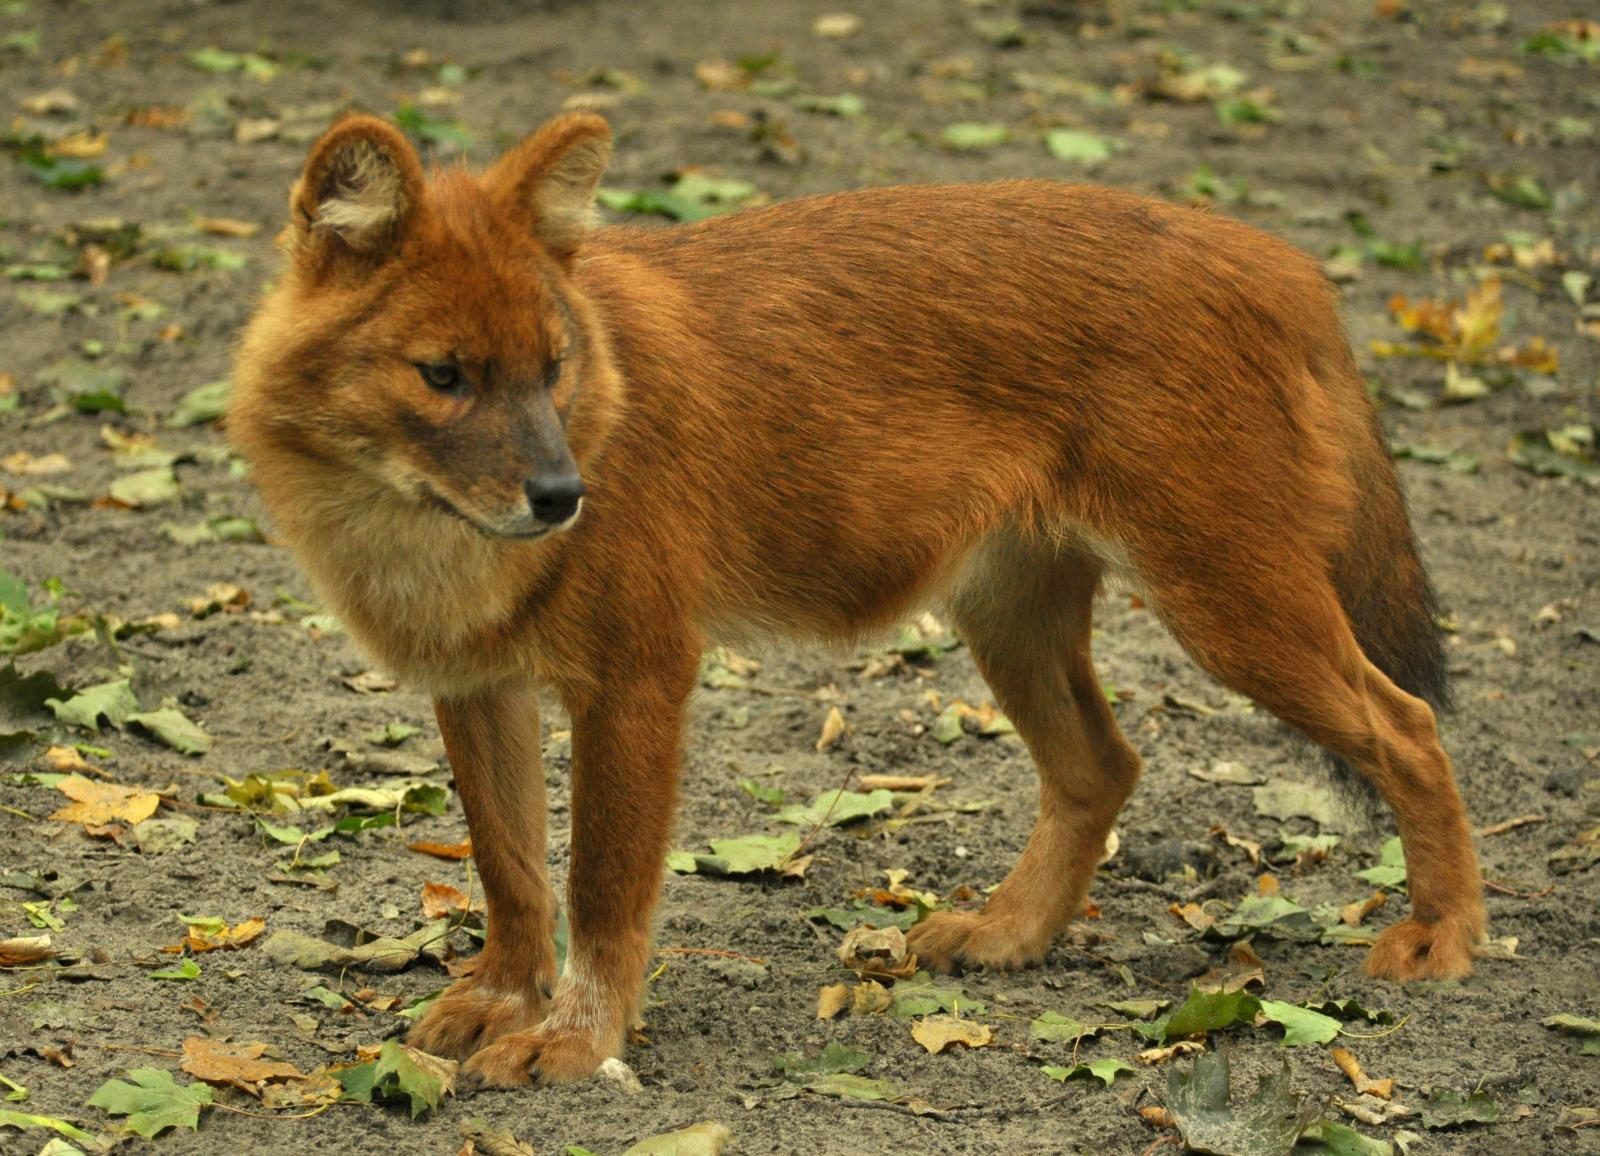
[908,535,1141,972]
[1151,555,1484,980]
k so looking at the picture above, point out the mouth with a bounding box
[422,486,561,541]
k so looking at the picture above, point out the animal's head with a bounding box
[232,112,619,541]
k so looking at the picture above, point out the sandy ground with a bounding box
[1,1,1597,1153]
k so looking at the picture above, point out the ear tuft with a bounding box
[486,114,612,262]
[290,117,423,259]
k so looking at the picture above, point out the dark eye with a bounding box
[416,362,466,395]
[544,357,564,389]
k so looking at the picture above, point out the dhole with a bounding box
[230,112,1486,1086]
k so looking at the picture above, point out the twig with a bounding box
[1484,879,1556,899]
[211,1101,335,1120]
[656,946,766,964]
[97,1044,183,1058]
[1478,814,1546,837]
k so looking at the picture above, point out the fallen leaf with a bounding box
[332,1039,453,1118]
[1257,1000,1341,1047]
[408,839,472,860]
[815,706,847,752]
[1,452,72,476]
[180,1037,304,1093]
[50,774,159,825]
[776,788,892,827]
[0,934,55,965]
[774,1041,870,1079]
[622,1121,732,1156]
[1420,1089,1499,1129]
[1165,1052,1318,1154]
[912,1014,994,1054]
[421,881,477,919]
[87,1068,212,1137]
[667,831,804,876]
[835,925,915,980]
[128,707,211,755]
[1042,1058,1135,1086]
[46,679,139,732]
[1331,1046,1394,1100]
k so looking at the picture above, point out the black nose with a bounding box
[524,474,585,525]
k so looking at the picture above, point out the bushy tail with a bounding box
[1332,413,1451,713]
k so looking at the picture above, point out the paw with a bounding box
[1363,913,1483,981]
[463,1024,612,1087]
[906,910,1049,974]
[406,977,545,1062]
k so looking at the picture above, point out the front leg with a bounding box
[408,677,555,1061]
[465,646,697,1087]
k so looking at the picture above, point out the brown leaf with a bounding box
[196,216,262,238]
[836,925,916,980]
[695,57,748,91]
[259,1071,343,1110]
[408,839,473,860]
[0,935,56,965]
[1,451,72,476]
[50,774,160,827]
[1330,1046,1393,1100]
[1341,891,1387,927]
[170,917,267,954]
[344,670,398,694]
[1138,1040,1205,1065]
[188,582,250,617]
[181,1036,305,1093]
[911,1014,994,1054]
[857,773,945,792]
[817,983,852,1020]
[815,705,847,752]
[421,881,477,919]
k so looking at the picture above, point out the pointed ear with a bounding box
[287,116,424,264]
[485,113,611,263]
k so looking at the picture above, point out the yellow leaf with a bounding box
[50,774,160,826]
[911,1014,994,1054]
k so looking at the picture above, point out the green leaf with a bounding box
[188,47,278,78]
[128,707,211,755]
[738,778,784,806]
[39,358,127,411]
[776,788,893,827]
[336,1040,443,1118]
[774,1041,870,1079]
[1029,1010,1094,1043]
[21,155,105,190]
[1420,1088,1499,1129]
[87,1068,212,1137]
[1355,837,1407,890]
[150,244,246,272]
[165,381,231,428]
[1509,427,1600,487]
[1258,1000,1341,1047]
[1162,985,1262,1041]
[1544,1014,1600,1055]
[149,958,201,981]
[669,831,802,875]
[930,705,966,744]
[108,467,181,508]
[621,1121,732,1156]
[891,970,985,1018]
[597,174,756,223]
[1166,1052,1319,1156]
[1209,895,1320,941]
[1103,997,1170,1020]
[1042,1058,1134,1087]
[46,679,138,733]
[363,722,421,747]
[1296,1120,1394,1155]
[806,1072,901,1101]
[942,122,1011,150]
[792,92,864,118]
[1045,129,1116,166]
[394,103,473,150]
[0,1108,97,1143]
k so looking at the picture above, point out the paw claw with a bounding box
[906,910,1049,974]
[406,977,545,1062]
[1363,914,1483,981]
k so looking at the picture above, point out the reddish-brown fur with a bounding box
[230,113,1486,1087]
